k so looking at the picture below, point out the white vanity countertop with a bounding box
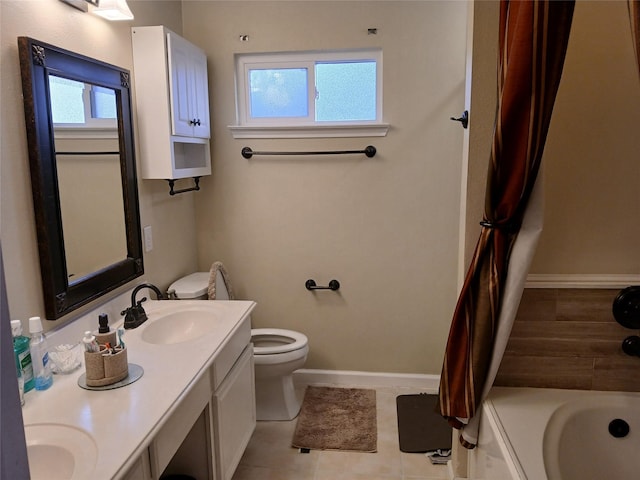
[21,299,256,480]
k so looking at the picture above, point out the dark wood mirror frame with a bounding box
[18,37,143,320]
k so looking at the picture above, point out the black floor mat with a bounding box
[396,393,452,453]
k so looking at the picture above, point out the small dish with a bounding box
[49,343,83,374]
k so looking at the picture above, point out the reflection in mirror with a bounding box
[18,37,143,319]
[49,77,128,282]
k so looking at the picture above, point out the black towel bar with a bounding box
[55,151,120,156]
[305,279,340,291]
[167,176,201,196]
[241,146,376,159]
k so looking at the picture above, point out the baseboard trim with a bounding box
[292,369,440,392]
[526,274,640,289]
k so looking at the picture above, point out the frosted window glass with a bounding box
[249,68,308,118]
[315,62,377,121]
[49,76,85,124]
[91,86,117,119]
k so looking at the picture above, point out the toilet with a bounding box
[168,267,309,421]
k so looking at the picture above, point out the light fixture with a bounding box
[90,0,134,21]
[59,0,99,12]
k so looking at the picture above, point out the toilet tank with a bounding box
[168,272,209,300]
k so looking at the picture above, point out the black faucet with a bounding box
[122,283,165,329]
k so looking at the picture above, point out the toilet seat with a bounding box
[251,328,308,355]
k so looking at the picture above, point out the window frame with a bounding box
[230,49,388,139]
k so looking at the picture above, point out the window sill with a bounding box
[52,127,119,140]
[228,123,389,139]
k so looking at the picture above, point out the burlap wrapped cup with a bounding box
[84,346,128,387]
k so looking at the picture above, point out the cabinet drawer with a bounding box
[150,373,211,476]
[211,315,251,389]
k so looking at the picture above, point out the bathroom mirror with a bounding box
[18,37,143,320]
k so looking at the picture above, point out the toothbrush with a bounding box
[117,328,125,349]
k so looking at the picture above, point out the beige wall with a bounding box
[532,0,640,275]
[183,1,468,373]
[0,0,196,332]
[56,137,126,279]
[1,1,467,373]
[465,0,640,279]
[3,0,636,374]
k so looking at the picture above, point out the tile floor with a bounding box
[232,385,450,480]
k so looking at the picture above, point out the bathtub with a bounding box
[469,387,640,480]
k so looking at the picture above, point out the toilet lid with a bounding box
[168,272,209,299]
[251,328,308,355]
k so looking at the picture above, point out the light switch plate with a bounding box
[143,225,153,252]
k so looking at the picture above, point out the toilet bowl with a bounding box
[252,328,308,421]
[168,266,309,421]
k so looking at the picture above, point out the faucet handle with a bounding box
[136,296,148,306]
[166,289,177,300]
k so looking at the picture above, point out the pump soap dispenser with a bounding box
[95,313,117,347]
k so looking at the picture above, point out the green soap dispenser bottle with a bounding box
[11,320,35,392]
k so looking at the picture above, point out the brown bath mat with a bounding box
[396,393,452,453]
[292,386,377,452]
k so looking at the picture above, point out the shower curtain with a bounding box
[630,0,640,72]
[438,0,575,448]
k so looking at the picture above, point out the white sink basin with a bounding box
[141,307,221,344]
[25,424,97,480]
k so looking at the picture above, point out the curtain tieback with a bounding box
[479,219,519,233]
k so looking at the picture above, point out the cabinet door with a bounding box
[167,32,195,137]
[167,32,210,139]
[190,48,211,138]
[213,345,256,480]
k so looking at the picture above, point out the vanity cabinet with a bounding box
[121,451,152,480]
[150,374,213,479]
[20,299,256,480]
[147,315,255,480]
[131,26,211,180]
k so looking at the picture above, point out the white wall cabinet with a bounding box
[131,26,211,180]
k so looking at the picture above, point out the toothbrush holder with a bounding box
[84,346,128,387]
[95,330,118,348]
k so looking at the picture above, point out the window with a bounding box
[230,50,388,138]
[48,75,117,128]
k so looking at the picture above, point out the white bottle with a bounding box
[17,363,25,406]
[29,316,53,391]
[82,331,99,353]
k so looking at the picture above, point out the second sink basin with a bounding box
[25,423,97,480]
[141,306,221,344]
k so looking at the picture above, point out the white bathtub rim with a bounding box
[480,400,527,480]
[485,387,640,480]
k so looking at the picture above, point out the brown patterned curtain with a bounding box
[438,0,575,448]
[630,1,640,71]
